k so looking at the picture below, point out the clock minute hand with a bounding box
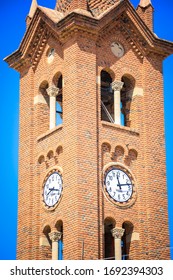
[117,183,132,186]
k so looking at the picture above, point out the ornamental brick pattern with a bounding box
[5,0,173,260]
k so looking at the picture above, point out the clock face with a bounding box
[105,168,133,203]
[43,171,63,208]
[111,42,124,58]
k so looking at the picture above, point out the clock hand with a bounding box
[47,187,60,196]
[117,183,132,187]
[116,174,122,190]
[47,189,53,196]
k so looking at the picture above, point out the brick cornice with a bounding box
[4,0,173,71]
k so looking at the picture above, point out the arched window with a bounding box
[122,221,134,260]
[38,81,50,133]
[104,218,115,260]
[55,220,63,260]
[101,70,114,123]
[120,75,135,127]
[56,75,63,126]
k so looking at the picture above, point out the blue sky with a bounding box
[0,0,173,260]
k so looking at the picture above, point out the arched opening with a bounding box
[39,80,49,106]
[56,74,63,126]
[101,70,114,123]
[104,218,115,260]
[55,220,63,260]
[121,75,135,127]
[38,81,50,132]
[122,221,134,260]
[43,225,51,246]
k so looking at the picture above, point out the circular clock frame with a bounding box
[103,164,137,208]
[111,41,125,58]
[47,47,55,64]
[42,168,63,211]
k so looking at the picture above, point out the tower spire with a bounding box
[138,0,152,8]
[26,0,38,27]
[137,0,154,31]
[28,0,38,19]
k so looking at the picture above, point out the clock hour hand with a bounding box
[47,187,60,196]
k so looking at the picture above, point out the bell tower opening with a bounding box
[122,221,134,260]
[56,74,63,126]
[104,218,115,260]
[101,70,114,123]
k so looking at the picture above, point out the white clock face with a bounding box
[105,168,133,202]
[111,42,124,58]
[43,171,62,208]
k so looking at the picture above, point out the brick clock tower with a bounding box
[5,0,173,260]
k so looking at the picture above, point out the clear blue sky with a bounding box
[0,0,173,260]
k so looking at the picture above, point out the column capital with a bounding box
[49,231,62,242]
[111,227,125,239]
[111,81,124,91]
[46,86,59,97]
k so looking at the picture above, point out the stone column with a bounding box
[46,86,59,129]
[111,81,124,125]
[49,231,62,260]
[111,227,125,260]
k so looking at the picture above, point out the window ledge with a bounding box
[101,121,139,135]
[37,124,63,142]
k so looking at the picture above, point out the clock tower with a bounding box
[5,0,173,260]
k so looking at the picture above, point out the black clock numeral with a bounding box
[117,171,120,177]
[107,181,110,186]
[52,175,54,181]
[109,175,113,181]
[112,172,115,177]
